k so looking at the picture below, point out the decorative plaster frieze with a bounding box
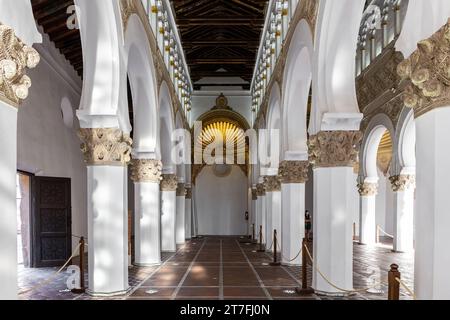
[308,131,362,168]
[357,182,378,196]
[130,159,162,183]
[397,19,450,118]
[389,175,416,192]
[263,175,281,192]
[278,160,309,184]
[78,128,133,166]
[160,174,178,191]
[0,23,40,107]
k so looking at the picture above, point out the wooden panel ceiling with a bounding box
[171,0,268,90]
[31,0,83,77]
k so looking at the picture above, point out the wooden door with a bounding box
[31,177,72,268]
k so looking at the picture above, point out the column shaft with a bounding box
[161,190,177,252]
[359,195,377,245]
[134,182,161,265]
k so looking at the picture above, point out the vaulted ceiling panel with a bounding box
[172,0,268,89]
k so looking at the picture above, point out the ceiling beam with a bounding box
[177,18,264,26]
[183,40,259,47]
[188,58,255,65]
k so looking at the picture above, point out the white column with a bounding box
[251,187,257,239]
[0,103,19,300]
[309,131,362,294]
[415,108,450,299]
[192,185,199,238]
[264,194,273,251]
[131,159,162,266]
[265,179,282,253]
[0,21,40,299]
[185,186,192,240]
[389,175,415,252]
[255,183,266,245]
[79,128,132,296]
[279,161,309,266]
[357,182,378,246]
[176,183,186,244]
[160,174,177,252]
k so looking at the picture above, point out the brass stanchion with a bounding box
[388,264,400,300]
[257,225,265,252]
[269,229,281,266]
[71,237,86,294]
[296,238,314,295]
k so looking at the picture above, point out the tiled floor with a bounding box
[18,236,414,300]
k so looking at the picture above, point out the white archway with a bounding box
[266,83,282,171]
[311,0,365,134]
[159,81,176,174]
[282,19,313,160]
[124,15,159,158]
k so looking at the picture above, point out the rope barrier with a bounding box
[275,235,302,262]
[303,244,384,294]
[395,277,416,300]
[378,226,394,239]
[18,243,82,295]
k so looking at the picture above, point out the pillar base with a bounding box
[314,290,354,297]
[87,287,131,297]
[295,287,315,296]
[134,262,161,267]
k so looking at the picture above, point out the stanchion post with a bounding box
[270,229,281,266]
[71,237,86,294]
[388,264,400,300]
[353,222,356,241]
[296,237,314,295]
[257,225,265,252]
[252,224,255,242]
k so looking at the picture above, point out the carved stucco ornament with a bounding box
[78,128,133,166]
[389,175,416,192]
[130,159,162,183]
[397,19,450,118]
[357,182,378,196]
[0,23,40,107]
[308,131,363,168]
[160,174,178,191]
[251,188,257,201]
[185,187,192,199]
[264,175,281,192]
[278,160,309,184]
[176,183,186,197]
[256,183,266,197]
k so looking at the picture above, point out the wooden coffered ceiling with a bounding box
[31,0,83,77]
[171,0,268,90]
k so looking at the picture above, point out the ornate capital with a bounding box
[251,188,257,200]
[357,182,378,196]
[397,19,450,118]
[78,128,132,166]
[264,175,281,192]
[176,183,186,197]
[256,183,266,197]
[0,23,40,107]
[279,161,309,184]
[185,187,192,199]
[160,174,178,191]
[389,175,416,192]
[130,159,162,183]
[308,131,362,168]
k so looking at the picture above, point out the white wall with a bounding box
[191,91,252,126]
[17,29,86,251]
[195,165,248,235]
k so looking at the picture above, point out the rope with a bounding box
[303,244,384,294]
[395,277,416,300]
[18,243,82,295]
[276,235,302,262]
[378,226,394,239]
